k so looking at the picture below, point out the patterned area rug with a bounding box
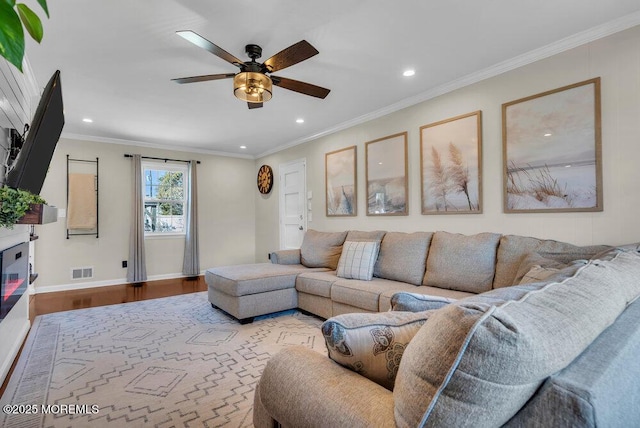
[0,292,326,427]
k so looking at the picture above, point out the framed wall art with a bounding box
[365,132,408,216]
[325,145,357,216]
[502,78,602,213]
[420,111,482,214]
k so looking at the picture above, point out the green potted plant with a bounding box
[0,185,46,228]
[0,0,49,72]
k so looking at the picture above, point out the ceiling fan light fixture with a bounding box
[234,72,273,102]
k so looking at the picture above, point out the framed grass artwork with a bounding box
[420,111,482,214]
[325,145,357,216]
[365,132,408,216]
[502,78,602,213]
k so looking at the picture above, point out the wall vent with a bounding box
[71,267,93,280]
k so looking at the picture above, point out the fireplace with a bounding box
[0,242,29,320]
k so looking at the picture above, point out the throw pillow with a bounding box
[513,252,566,285]
[336,241,380,281]
[322,310,432,391]
[390,292,455,312]
[300,229,347,270]
[518,265,561,285]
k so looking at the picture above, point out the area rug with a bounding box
[0,292,326,427]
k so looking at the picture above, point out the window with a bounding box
[142,161,188,235]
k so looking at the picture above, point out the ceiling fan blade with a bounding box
[171,73,236,84]
[263,40,319,73]
[176,30,244,67]
[248,102,263,109]
[272,76,330,99]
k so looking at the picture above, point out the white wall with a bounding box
[0,59,37,385]
[255,26,640,259]
[34,137,257,291]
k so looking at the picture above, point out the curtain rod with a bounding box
[124,154,200,164]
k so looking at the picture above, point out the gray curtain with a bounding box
[127,154,147,283]
[183,160,200,276]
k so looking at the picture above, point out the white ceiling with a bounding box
[24,0,640,158]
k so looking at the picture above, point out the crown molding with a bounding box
[257,12,640,159]
[62,132,255,160]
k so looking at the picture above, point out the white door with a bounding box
[279,159,306,249]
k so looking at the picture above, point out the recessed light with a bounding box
[296,118,304,124]
[82,118,93,123]
[403,69,415,77]
[378,162,383,165]
[240,145,247,149]
[544,133,552,137]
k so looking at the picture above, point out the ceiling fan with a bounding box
[172,31,330,109]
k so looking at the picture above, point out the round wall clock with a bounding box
[257,164,274,194]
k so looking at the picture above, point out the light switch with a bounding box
[58,209,66,218]
[307,191,312,199]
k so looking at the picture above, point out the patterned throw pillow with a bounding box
[336,240,380,281]
[321,311,431,390]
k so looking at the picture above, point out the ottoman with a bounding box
[205,263,325,323]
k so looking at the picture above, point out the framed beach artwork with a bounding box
[325,145,357,216]
[365,132,408,216]
[420,111,483,214]
[502,78,602,213]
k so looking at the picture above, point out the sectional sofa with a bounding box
[253,247,640,427]
[205,229,609,322]
[204,229,640,426]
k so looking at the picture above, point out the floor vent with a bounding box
[71,267,93,280]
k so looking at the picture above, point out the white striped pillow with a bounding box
[336,241,380,281]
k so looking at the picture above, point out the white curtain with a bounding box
[182,160,200,276]
[127,154,147,283]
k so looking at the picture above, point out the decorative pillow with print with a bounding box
[321,310,431,390]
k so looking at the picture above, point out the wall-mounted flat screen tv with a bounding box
[5,70,64,195]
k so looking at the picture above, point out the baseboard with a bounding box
[32,271,206,294]
[0,319,30,387]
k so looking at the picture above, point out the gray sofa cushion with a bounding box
[394,250,640,427]
[494,234,611,288]
[345,230,386,242]
[423,231,501,293]
[322,311,432,390]
[300,229,348,270]
[296,271,338,298]
[269,249,301,265]
[205,263,320,297]
[505,297,640,427]
[373,232,432,286]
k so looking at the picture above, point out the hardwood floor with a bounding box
[1,276,207,398]
[30,275,207,322]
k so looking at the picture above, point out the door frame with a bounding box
[278,158,307,250]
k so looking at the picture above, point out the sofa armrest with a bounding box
[390,292,455,312]
[254,346,395,428]
[269,249,301,265]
